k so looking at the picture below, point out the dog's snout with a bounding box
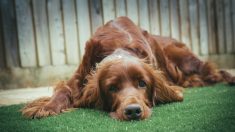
[124,104,142,120]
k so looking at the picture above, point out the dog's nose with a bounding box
[124,104,142,120]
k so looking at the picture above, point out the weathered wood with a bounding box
[89,0,103,34]
[199,0,209,55]
[232,0,235,53]
[102,0,115,23]
[224,0,233,53]
[179,0,191,49]
[149,0,160,35]
[170,0,180,41]
[189,0,199,55]
[160,0,170,36]
[62,0,79,64]
[199,54,235,69]
[126,0,139,24]
[0,0,20,67]
[0,37,5,69]
[138,0,150,32]
[215,0,225,54]
[0,3,4,69]
[76,0,91,57]
[207,0,217,54]
[0,65,77,89]
[15,0,37,67]
[115,0,126,17]
[32,0,51,66]
[0,9,5,69]
[47,0,66,65]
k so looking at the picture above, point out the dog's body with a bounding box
[22,17,235,120]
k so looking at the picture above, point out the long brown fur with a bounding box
[22,17,235,120]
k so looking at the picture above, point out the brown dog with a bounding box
[22,17,235,121]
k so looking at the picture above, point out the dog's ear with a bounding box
[151,71,184,105]
[75,73,103,109]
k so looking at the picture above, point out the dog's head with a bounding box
[76,49,183,121]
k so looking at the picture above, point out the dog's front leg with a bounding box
[22,82,73,119]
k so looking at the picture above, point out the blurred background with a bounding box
[0,0,234,89]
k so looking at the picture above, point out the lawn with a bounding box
[0,84,235,132]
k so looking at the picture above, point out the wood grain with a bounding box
[76,0,91,56]
[199,0,209,55]
[32,0,51,66]
[47,0,66,65]
[15,0,37,67]
[170,0,180,41]
[62,0,79,64]
[0,0,20,67]
[189,0,199,55]
[224,0,233,53]
[179,0,191,49]
[160,0,170,36]
[138,0,150,32]
[102,0,115,23]
[90,0,103,34]
[149,0,160,35]
[207,0,217,54]
[215,0,225,54]
[115,0,126,17]
[126,0,138,24]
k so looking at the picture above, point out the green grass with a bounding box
[0,84,235,132]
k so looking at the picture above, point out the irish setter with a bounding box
[22,17,235,121]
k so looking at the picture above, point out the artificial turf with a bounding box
[0,84,235,132]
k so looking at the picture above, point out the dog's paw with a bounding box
[33,105,58,119]
[21,97,59,119]
[175,88,184,102]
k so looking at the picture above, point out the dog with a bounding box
[22,17,235,121]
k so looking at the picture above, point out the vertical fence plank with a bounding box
[170,0,180,40]
[232,0,235,53]
[215,0,225,54]
[189,0,199,55]
[0,0,20,67]
[0,37,5,69]
[159,0,170,36]
[0,9,5,68]
[207,0,217,54]
[199,0,209,55]
[90,0,103,34]
[149,0,160,35]
[76,0,91,56]
[126,0,138,24]
[32,0,51,66]
[62,0,79,64]
[15,0,37,67]
[102,0,115,23]
[179,0,191,49]
[115,0,126,17]
[138,0,150,31]
[224,0,233,53]
[47,0,65,65]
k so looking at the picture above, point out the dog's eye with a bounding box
[138,80,147,88]
[109,85,118,92]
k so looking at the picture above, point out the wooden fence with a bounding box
[0,0,235,89]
